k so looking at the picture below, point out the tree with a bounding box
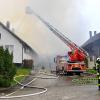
[0,47,16,87]
[0,47,4,74]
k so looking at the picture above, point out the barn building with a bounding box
[82,31,100,68]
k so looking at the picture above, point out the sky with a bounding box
[0,0,100,57]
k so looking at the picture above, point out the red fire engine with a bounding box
[29,9,88,75]
[55,55,87,75]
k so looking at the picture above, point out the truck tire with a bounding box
[76,72,81,76]
[67,72,73,76]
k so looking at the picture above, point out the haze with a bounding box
[0,0,100,57]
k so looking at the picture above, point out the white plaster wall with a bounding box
[0,25,23,63]
[23,49,39,66]
[88,57,95,69]
[23,49,33,60]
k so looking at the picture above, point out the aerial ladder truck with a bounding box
[27,8,88,75]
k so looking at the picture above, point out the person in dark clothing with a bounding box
[95,57,100,90]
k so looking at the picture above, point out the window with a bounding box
[90,56,93,61]
[5,45,14,53]
[0,46,3,48]
[0,34,1,39]
[5,45,9,49]
[24,47,30,53]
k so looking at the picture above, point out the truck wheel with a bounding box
[76,72,81,76]
[67,72,73,76]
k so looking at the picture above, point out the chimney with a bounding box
[94,31,96,36]
[6,21,10,29]
[89,31,92,39]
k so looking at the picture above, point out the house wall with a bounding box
[23,48,39,66]
[88,57,95,69]
[23,48,33,60]
[0,25,23,63]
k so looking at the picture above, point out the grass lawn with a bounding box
[16,67,31,75]
[86,69,97,74]
[11,67,31,86]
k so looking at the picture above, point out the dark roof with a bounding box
[82,33,100,47]
[0,22,38,56]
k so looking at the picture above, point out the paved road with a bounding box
[0,73,100,100]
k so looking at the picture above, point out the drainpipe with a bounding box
[22,45,24,66]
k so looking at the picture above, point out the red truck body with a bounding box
[55,55,87,75]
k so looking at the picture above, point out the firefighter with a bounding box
[95,57,100,90]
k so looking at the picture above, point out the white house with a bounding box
[0,21,38,66]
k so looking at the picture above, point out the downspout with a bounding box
[22,45,24,66]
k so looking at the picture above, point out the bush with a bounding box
[86,69,97,74]
[0,47,16,87]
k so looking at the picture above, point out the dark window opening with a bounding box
[0,34,1,39]
[90,56,93,61]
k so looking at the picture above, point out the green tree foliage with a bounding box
[0,47,16,87]
[0,47,4,74]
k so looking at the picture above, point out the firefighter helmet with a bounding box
[97,57,100,61]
